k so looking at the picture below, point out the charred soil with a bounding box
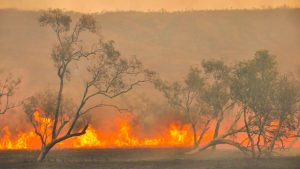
[0,148,299,169]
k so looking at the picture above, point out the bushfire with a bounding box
[0,111,198,150]
[1,111,299,150]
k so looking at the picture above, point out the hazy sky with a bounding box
[0,0,300,12]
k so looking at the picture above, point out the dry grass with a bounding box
[0,148,299,169]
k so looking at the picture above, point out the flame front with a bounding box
[0,127,35,150]
[1,111,299,150]
[0,112,195,149]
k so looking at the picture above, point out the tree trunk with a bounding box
[186,138,250,155]
[36,126,88,162]
[268,117,284,156]
[191,123,198,148]
[37,146,51,162]
[52,75,65,140]
[243,108,256,158]
[212,112,223,150]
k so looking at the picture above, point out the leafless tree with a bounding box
[0,72,21,115]
[24,9,154,161]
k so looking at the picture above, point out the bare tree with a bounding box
[0,72,21,115]
[24,9,154,161]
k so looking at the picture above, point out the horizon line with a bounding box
[1,5,300,14]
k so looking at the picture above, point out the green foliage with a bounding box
[231,50,277,113]
[154,67,205,110]
[23,90,75,119]
[156,49,300,154]
[185,67,205,91]
[39,9,71,32]
[154,79,183,108]
[272,76,300,130]
[78,14,97,33]
[201,60,231,115]
[202,60,230,82]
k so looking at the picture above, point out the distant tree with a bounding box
[25,9,154,161]
[155,67,212,147]
[0,72,21,115]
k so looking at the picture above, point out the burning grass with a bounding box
[0,111,197,150]
[1,111,299,150]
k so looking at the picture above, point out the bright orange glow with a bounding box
[0,111,299,150]
[73,127,104,148]
[0,126,35,149]
[0,112,196,149]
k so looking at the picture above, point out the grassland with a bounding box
[0,148,299,169]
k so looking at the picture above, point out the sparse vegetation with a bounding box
[0,7,299,167]
[22,9,154,161]
[0,72,21,115]
[156,50,300,158]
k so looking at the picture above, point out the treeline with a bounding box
[155,50,300,158]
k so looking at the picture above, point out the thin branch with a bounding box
[80,103,127,116]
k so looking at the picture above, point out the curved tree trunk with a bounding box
[37,147,50,162]
[243,108,256,158]
[37,144,54,162]
[267,117,284,156]
[36,124,88,162]
[186,138,250,155]
[212,112,223,150]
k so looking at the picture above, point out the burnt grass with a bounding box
[0,148,299,169]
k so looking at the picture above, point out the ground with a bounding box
[0,148,299,169]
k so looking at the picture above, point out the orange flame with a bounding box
[0,111,195,149]
[0,127,35,150]
[0,111,299,150]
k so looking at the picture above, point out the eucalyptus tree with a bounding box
[24,9,154,161]
[268,76,300,155]
[230,50,278,157]
[155,67,212,147]
[201,60,233,150]
[288,66,300,148]
[229,50,300,157]
[189,50,300,158]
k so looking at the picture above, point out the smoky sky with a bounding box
[0,0,300,13]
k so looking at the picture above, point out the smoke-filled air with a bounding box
[0,1,300,169]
